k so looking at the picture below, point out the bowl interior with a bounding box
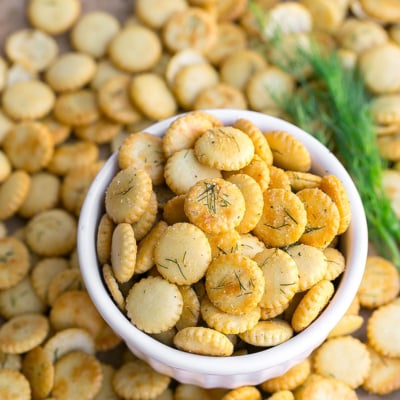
[78,109,368,384]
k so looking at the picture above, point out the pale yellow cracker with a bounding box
[0,369,31,400]
[319,174,351,235]
[131,190,158,240]
[175,384,212,400]
[359,0,400,22]
[163,194,193,224]
[225,154,271,192]
[111,223,137,283]
[176,285,201,331]
[0,170,31,221]
[54,89,100,126]
[52,351,102,400]
[239,319,294,347]
[2,80,55,121]
[266,391,294,400]
[50,290,106,340]
[62,163,103,216]
[5,28,58,72]
[221,386,262,400]
[19,171,60,218]
[46,52,96,92]
[297,188,340,248]
[71,11,121,58]
[5,62,37,86]
[74,118,121,145]
[118,132,165,186]
[260,303,290,320]
[90,59,126,90]
[285,170,321,192]
[28,0,81,35]
[253,188,307,248]
[130,73,178,120]
[164,148,222,195]
[337,18,388,54]
[108,25,162,73]
[226,174,263,233]
[268,165,291,190]
[97,74,142,125]
[254,248,299,309]
[206,22,247,66]
[206,229,241,259]
[194,126,255,171]
[47,268,84,306]
[233,118,273,166]
[0,237,30,290]
[265,130,311,172]
[193,82,247,110]
[135,0,188,29]
[0,57,6,92]
[260,358,311,392]
[102,263,125,311]
[22,346,54,399]
[246,67,295,111]
[96,213,115,266]
[262,2,312,38]
[0,352,21,371]
[327,314,364,338]
[382,168,400,218]
[165,48,207,87]
[359,42,400,94]
[205,253,264,315]
[43,327,95,363]
[25,208,77,256]
[94,324,122,353]
[162,111,219,158]
[294,373,358,400]
[185,178,245,234]
[173,326,234,356]
[155,222,212,285]
[291,280,335,332]
[201,295,260,334]
[377,132,400,161]
[0,109,14,142]
[126,276,182,334]
[371,94,400,125]
[0,276,45,319]
[358,255,400,308]
[219,49,267,91]
[323,247,346,281]
[0,151,11,184]
[173,62,220,110]
[0,313,49,354]
[112,360,171,400]
[313,335,371,389]
[362,345,400,395]
[47,140,99,176]
[30,257,69,304]
[239,233,265,259]
[95,363,120,400]
[135,220,168,274]
[367,301,400,358]
[105,166,153,224]
[3,121,54,173]
[300,0,346,33]
[162,7,217,54]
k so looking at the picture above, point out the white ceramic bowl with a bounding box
[78,109,368,389]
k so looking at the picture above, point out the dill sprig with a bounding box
[248,2,400,268]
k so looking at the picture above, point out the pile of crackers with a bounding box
[0,0,399,399]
